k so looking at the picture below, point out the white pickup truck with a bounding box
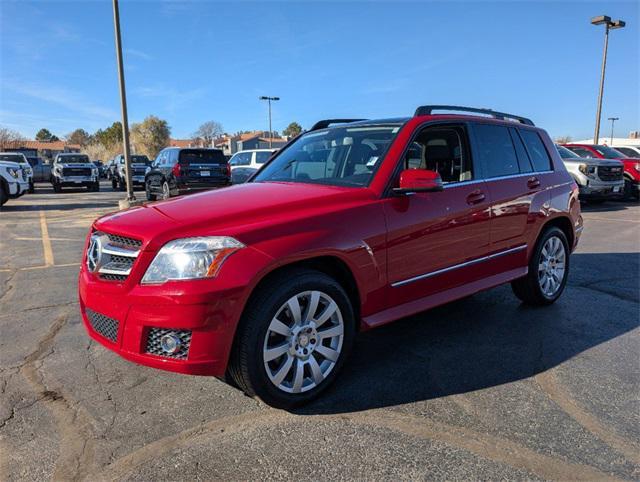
[51,153,100,192]
[0,159,30,207]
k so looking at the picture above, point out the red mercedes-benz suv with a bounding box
[79,105,582,407]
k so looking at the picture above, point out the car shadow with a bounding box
[580,199,638,213]
[295,252,639,415]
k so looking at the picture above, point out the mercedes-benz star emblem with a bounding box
[86,234,103,272]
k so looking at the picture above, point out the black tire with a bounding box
[228,269,355,408]
[160,180,171,200]
[118,178,126,191]
[511,226,570,306]
[53,181,62,193]
[28,181,35,194]
[112,178,118,190]
[623,178,639,201]
[145,181,157,201]
[0,182,7,207]
[587,198,605,205]
[88,182,100,192]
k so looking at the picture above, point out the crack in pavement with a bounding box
[11,313,98,481]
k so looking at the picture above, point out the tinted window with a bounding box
[0,154,24,163]
[255,151,272,164]
[614,147,638,157]
[473,124,519,178]
[131,155,150,164]
[593,145,628,159]
[179,149,226,164]
[509,128,533,173]
[519,130,551,171]
[254,125,399,187]
[230,152,251,166]
[555,145,581,159]
[567,147,594,158]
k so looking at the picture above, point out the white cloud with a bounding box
[125,48,153,61]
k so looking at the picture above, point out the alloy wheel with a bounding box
[538,236,566,297]
[161,181,170,200]
[263,290,344,394]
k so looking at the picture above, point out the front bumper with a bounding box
[8,179,30,198]
[56,176,98,186]
[579,179,625,199]
[78,245,273,377]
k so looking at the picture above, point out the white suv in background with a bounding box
[229,148,276,183]
[0,158,29,207]
[612,145,640,157]
[0,152,34,193]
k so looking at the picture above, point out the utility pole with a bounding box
[591,15,625,145]
[259,96,280,148]
[608,117,619,145]
[112,0,136,208]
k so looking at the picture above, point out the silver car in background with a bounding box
[555,145,624,203]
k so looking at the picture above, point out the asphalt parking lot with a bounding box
[0,181,638,481]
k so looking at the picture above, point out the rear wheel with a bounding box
[118,178,126,191]
[0,182,7,206]
[229,269,355,408]
[111,178,118,190]
[28,180,35,194]
[623,178,639,201]
[511,226,570,305]
[53,180,62,193]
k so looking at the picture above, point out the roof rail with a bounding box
[309,119,366,131]
[414,105,534,126]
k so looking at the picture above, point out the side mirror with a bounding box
[393,169,444,194]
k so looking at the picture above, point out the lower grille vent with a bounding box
[86,309,119,342]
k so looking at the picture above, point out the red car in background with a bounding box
[562,144,640,200]
[79,105,582,407]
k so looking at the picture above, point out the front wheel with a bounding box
[0,183,7,206]
[623,178,639,201]
[511,226,570,305]
[145,181,157,201]
[228,269,355,408]
[28,181,35,194]
[160,180,171,200]
[111,178,118,190]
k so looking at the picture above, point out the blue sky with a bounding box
[1,0,638,140]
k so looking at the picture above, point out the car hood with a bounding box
[94,182,374,251]
[562,158,623,167]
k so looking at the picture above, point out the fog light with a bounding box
[160,333,182,354]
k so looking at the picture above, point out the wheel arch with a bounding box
[539,215,574,252]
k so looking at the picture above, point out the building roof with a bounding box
[0,140,81,150]
[258,137,288,144]
[169,139,196,148]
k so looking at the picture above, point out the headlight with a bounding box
[7,168,19,178]
[635,163,640,172]
[141,236,245,284]
[24,167,32,175]
[92,168,98,176]
[578,164,597,178]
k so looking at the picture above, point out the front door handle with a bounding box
[527,177,541,189]
[466,190,486,205]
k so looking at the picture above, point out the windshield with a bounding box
[120,155,150,164]
[0,154,25,163]
[613,147,638,157]
[594,145,628,159]
[57,155,89,163]
[555,145,580,159]
[179,149,226,164]
[253,125,400,187]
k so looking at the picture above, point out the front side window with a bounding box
[254,125,400,187]
[473,124,519,178]
[519,129,551,171]
[402,126,472,183]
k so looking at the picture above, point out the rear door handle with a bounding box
[527,177,541,189]
[466,190,486,205]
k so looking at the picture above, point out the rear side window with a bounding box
[473,124,519,178]
[230,152,251,166]
[509,128,533,173]
[255,151,272,164]
[566,147,593,158]
[179,149,226,164]
[519,130,551,171]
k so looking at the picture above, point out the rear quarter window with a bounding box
[519,130,551,172]
[472,124,519,178]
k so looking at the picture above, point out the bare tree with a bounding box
[0,126,25,149]
[193,121,224,147]
[555,135,573,144]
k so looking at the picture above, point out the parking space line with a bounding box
[0,263,80,273]
[39,210,55,266]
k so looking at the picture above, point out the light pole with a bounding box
[608,117,619,145]
[259,96,280,148]
[591,15,625,145]
[112,0,135,208]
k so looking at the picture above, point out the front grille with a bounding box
[86,309,119,342]
[597,165,623,182]
[100,273,128,282]
[145,328,192,359]
[63,167,91,177]
[107,233,142,249]
[133,168,146,176]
